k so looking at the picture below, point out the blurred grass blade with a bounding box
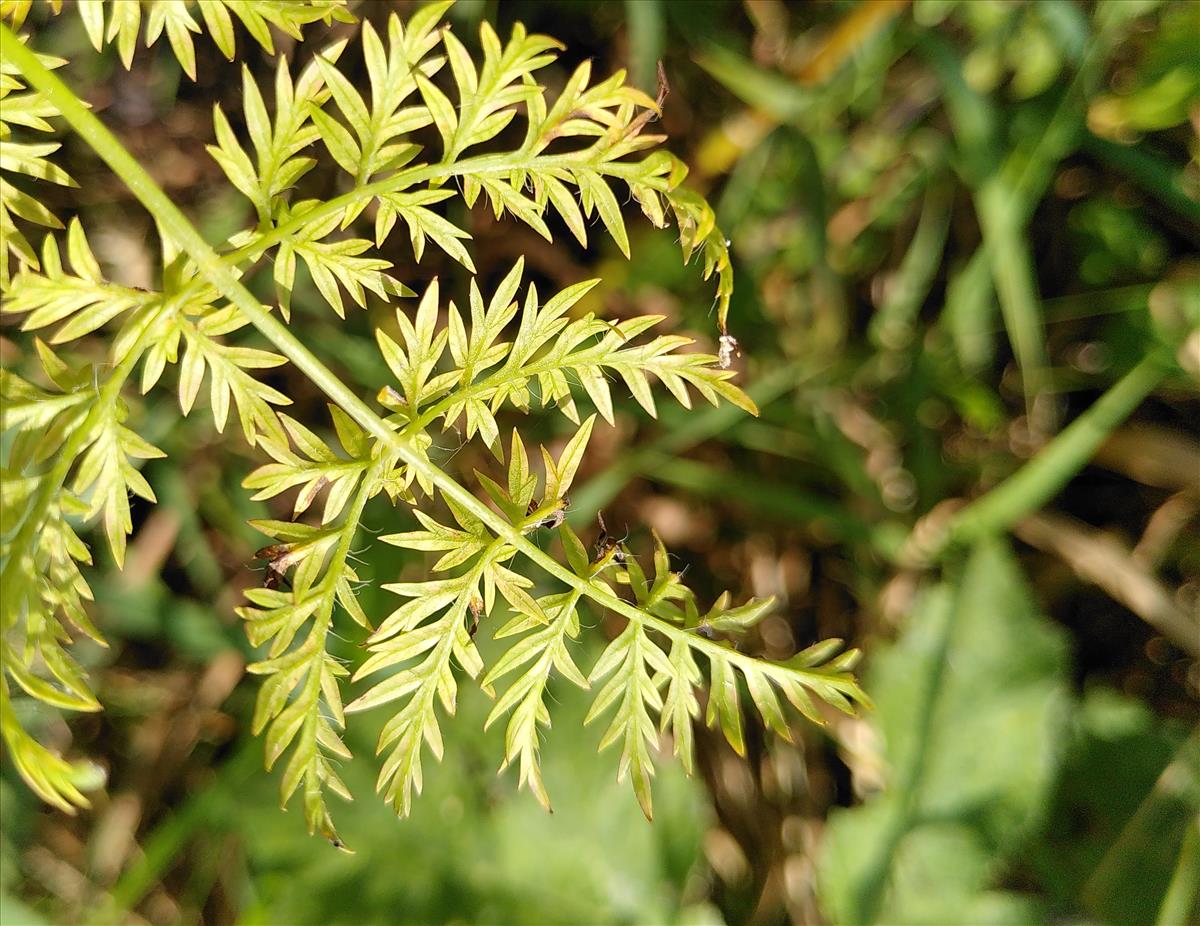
[1082,730,1200,926]
[624,0,662,94]
[943,248,998,371]
[931,350,1170,558]
[1083,134,1200,229]
[695,45,815,122]
[870,176,952,350]
[1156,816,1200,926]
[631,452,901,556]
[919,33,1054,428]
[975,175,1054,429]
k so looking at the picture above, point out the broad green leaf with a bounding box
[818,539,1070,925]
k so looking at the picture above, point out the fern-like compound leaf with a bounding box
[0,38,73,286]
[313,7,445,184]
[483,588,587,810]
[0,2,867,837]
[273,200,408,320]
[70,397,165,569]
[295,7,733,320]
[346,552,496,815]
[176,305,291,447]
[373,267,755,445]
[243,408,373,524]
[57,0,355,76]
[238,457,379,846]
[208,53,343,226]
[585,620,671,819]
[3,221,153,343]
[0,676,98,813]
[0,357,110,813]
[351,420,603,814]
[571,529,869,816]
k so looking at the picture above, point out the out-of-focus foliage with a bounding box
[820,539,1071,925]
[1,0,1197,924]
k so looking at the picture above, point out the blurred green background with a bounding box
[1,0,1198,924]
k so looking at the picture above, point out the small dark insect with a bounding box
[542,495,569,530]
[255,544,292,591]
[596,510,610,547]
[595,511,627,564]
[468,596,484,637]
[324,834,355,854]
[527,496,569,530]
[263,564,289,591]
[625,60,670,140]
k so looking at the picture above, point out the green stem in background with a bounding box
[1083,133,1200,229]
[628,453,903,557]
[934,6,1158,386]
[624,0,663,93]
[923,13,1112,420]
[868,176,952,350]
[2,26,857,702]
[1082,730,1200,923]
[1156,814,1200,926]
[908,351,1171,562]
[920,30,1053,428]
[973,176,1053,426]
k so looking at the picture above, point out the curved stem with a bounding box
[949,353,1170,541]
[900,350,1172,564]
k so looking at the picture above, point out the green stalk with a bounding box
[632,452,896,554]
[1156,815,1200,926]
[869,178,952,350]
[1083,134,1200,227]
[974,176,1052,424]
[922,27,1049,425]
[921,24,1115,428]
[906,351,1170,561]
[2,26,854,700]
